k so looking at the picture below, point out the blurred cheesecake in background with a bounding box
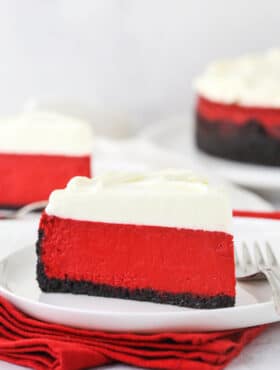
[194,49,280,166]
[0,111,93,208]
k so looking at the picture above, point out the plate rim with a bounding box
[1,216,280,332]
[0,240,275,318]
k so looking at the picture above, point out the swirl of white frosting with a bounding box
[66,169,208,190]
[0,111,93,155]
[46,169,231,232]
[194,49,280,107]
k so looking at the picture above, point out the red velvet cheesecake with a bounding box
[0,111,93,208]
[194,49,280,166]
[36,170,235,309]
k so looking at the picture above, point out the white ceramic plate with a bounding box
[0,217,280,333]
[139,117,280,202]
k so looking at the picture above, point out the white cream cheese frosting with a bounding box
[0,111,93,155]
[194,49,280,107]
[46,169,232,232]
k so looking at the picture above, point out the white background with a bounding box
[0,1,280,369]
[0,0,279,127]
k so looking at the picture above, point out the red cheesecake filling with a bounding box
[0,153,91,207]
[197,96,280,138]
[37,213,235,306]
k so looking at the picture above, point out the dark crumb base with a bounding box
[36,230,235,309]
[196,114,280,166]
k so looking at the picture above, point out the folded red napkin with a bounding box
[0,295,265,370]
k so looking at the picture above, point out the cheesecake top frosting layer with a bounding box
[194,49,280,108]
[46,169,232,232]
[0,111,93,155]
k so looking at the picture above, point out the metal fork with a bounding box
[0,201,47,220]
[235,241,280,315]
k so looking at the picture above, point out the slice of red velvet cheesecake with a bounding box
[194,49,280,166]
[0,111,93,208]
[36,170,235,309]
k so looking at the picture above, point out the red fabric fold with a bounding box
[0,295,265,370]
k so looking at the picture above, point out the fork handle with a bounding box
[261,267,280,315]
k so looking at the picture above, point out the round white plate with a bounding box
[139,116,280,201]
[0,216,280,333]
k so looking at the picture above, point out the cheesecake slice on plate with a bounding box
[36,170,235,309]
[0,111,93,208]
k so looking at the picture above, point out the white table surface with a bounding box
[1,138,280,369]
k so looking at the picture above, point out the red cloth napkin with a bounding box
[2,210,278,370]
[233,210,280,219]
[0,296,265,370]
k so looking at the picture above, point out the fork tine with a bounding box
[254,242,265,266]
[234,246,240,267]
[266,242,278,267]
[242,242,253,265]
